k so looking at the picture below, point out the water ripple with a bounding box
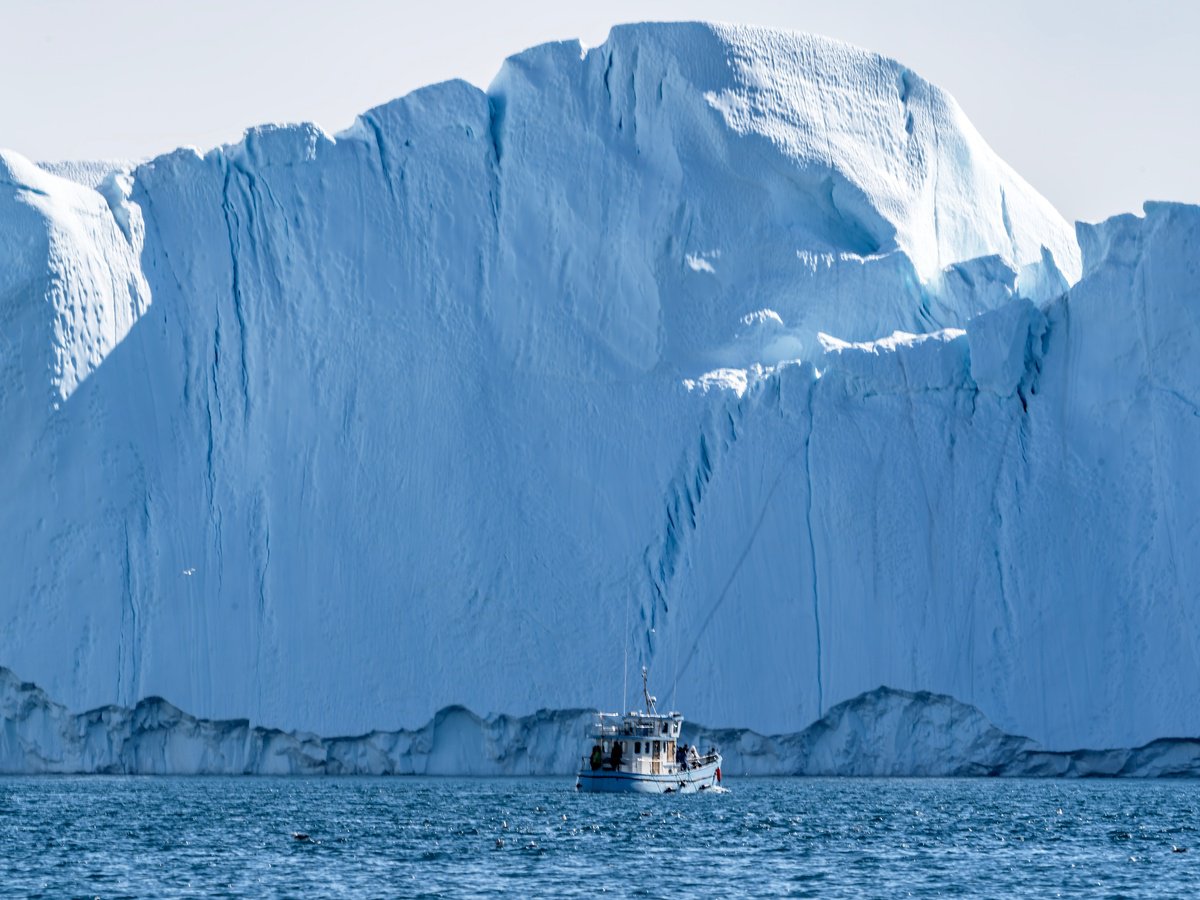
[0,777,1197,896]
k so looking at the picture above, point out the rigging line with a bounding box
[671,593,679,714]
[621,588,631,715]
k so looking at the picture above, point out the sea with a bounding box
[1,776,1197,897]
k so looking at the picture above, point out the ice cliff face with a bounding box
[663,201,1200,750]
[0,22,1195,769]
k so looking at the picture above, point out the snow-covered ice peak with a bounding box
[494,21,1078,282]
[0,151,150,402]
[479,21,1079,373]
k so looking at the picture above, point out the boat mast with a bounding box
[642,666,657,715]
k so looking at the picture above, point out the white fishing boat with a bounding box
[575,668,723,794]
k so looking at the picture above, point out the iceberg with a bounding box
[0,22,1196,772]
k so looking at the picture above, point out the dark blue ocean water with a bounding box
[1,776,1198,897]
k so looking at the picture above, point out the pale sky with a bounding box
[2,0,1196,224]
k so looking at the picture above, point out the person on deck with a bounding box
[609,740,623,770]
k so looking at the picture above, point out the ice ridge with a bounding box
[4,667,1198,778]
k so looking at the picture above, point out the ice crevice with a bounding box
[361,111,400,202]
[644,392,745,631]
[218,163,251,423]
[803,376,824,717]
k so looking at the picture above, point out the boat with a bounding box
[575,667,723,794]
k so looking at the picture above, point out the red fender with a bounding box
[716,766,722,783]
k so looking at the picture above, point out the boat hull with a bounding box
[575,757,723,794]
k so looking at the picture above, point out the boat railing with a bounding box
[587,723,665,738]
[578,751,720,774]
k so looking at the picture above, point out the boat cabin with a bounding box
[586,711,686,776]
